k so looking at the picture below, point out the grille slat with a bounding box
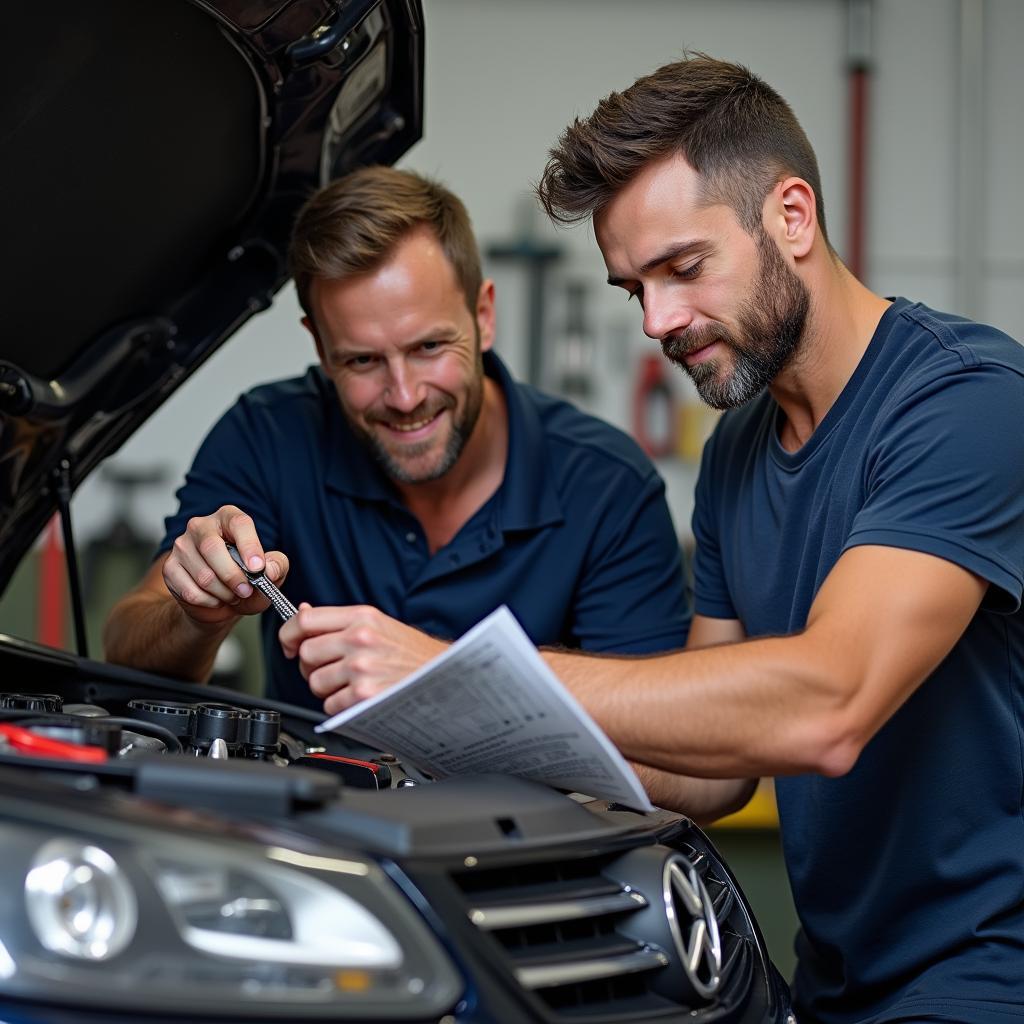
[464,875,626,907]
[515,946,669,990]
[468,889,646,929]
[453,843,756,1019]
[711,880,735,921]
[510,934,648,968]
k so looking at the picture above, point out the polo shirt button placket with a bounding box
[479,525,498,556]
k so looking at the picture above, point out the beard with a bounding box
[661,229,810,410]
[351,346,486,485]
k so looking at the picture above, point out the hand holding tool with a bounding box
[226,544,297,622]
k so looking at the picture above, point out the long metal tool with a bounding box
[226,544,297,622]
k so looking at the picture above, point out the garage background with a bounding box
[2,0,1021,981]
[64,0,1024,547]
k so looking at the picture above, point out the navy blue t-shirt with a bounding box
[160,352,689,709]
[692,299,1024,1023]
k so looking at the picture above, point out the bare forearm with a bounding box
[103,590,235,682]
[547,548,988,781]
[631,762,757,825]
[546,631,844,779]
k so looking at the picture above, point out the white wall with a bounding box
[73,0,1024,549]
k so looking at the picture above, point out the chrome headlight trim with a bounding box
[150,846,403,968]
[24,838,138,961]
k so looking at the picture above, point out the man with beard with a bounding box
[305,58,1024,1024]
[104,166,690,711]
[530,54,1024,1024]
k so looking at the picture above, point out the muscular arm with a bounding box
[547,545,988,779]
[102,557,235,682]
[623,615,757,821]
[278,603,761,819]
[273,547,985,807]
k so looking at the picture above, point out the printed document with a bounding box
[317,606,654,811]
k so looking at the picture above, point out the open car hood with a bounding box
[0,0,423,592]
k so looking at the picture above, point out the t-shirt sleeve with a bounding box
[690,427,738,620]
[844,363,1024,612]
[157,395,282,559]
[569,470,691,654]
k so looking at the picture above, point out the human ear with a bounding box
[301,314,327,364]
[774,177,817,259]
[475,279,497,352]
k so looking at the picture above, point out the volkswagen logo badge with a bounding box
[662,853,722,998]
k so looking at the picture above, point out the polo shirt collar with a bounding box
[486,351,563,531]
[321,352,564,531]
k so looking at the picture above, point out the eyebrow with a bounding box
[606,239,711,286]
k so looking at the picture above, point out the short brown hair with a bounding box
[289,166,483,319]
[536,54,828,241]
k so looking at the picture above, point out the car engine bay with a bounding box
[0,643,791,1022]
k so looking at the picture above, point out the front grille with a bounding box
[453,841,757,1020]
[456,853,672,1017]
[679,842,754,1004]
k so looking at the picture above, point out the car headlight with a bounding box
[1,819,462,1018]
[25,839,138,961]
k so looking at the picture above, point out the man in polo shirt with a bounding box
[103,166,689,712]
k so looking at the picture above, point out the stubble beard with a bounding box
[352,350,486,485]
[661,228,810,410]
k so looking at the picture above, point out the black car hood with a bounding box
[0,0,423,592]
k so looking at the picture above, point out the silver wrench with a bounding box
[226,544,298,622]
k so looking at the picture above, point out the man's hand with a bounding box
[279,605,447,716]
[163,505,289,626]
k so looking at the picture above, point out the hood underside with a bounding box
[0,0,423,591]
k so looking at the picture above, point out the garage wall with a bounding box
[72,0,1024,553]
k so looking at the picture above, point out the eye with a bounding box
[673,258,705,281]
[345,354,377,369]
[626,284,644,305]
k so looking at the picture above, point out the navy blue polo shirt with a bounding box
[692,299,1024,1023]
[159,352,689,709]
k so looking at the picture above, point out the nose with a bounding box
[642,289,694,342]
[382,358,424,412]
